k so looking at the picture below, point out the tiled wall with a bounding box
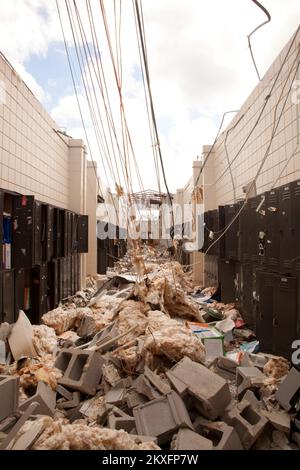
[211,27,300,206]
[0,53,70,207]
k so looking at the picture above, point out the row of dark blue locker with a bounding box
[0,255,81,325]
[0,189,88,270]
[204,256,299,359]
[201,179,300,276]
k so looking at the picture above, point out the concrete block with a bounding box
[19,381,56,417]
[55,348,104,395]
[243,390,261,410]
[89,321,119,352]
[144,366,172,394]
[240,352,268,371]
[194,417,244,450]
[56,384,74,401]
[236,367,265,400]
[0,416,17,433]
[171,428,213,450]
[57,391,81,410]
[11,421,45,450]
[126,390,148,409]
[105,385,127,406]
[0,375,19,422]
[261,410,291,434]
[213,356,237,381]
[133,391,193,445]
[132,374,161,400]
[223,399,268,449]
[275,367,300,411]
[108,413,136,433]
[166,357,231,420]
[0,402,38,450]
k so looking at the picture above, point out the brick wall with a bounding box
[0,53,70,207]
[212,27,300,206]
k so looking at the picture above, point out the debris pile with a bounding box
[0,262,300,450]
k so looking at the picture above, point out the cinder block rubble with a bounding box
[133,391,193,445]
[19,381,56,417]
[126,390,148,409]
[275,367,300,411]
[166,357,231,419]
[261,410,291,434]
[212,356,237,381]
[55,348,104,395]
[223,399,268,449]
[0,375,19,422]
[194,416,244,450]
[171,428,213,450]
[236,366,266,400]
[132,374,161,400]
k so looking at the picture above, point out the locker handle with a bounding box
[273,317,277,327]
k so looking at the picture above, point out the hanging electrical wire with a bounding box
[85,0,133,193]
[64,0,119,212]
[99,0,145,196]
[248,0,271,81]
[56,0,108,205]
[133,0,174,231]
[71,0,126,192]
[132,0,162,193]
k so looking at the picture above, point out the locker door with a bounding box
[240,263,255,327]
[265,188,280,271]
[2,270,15,323]
[11,195,35,268]
[53,209,59,259]
[279,184,293,274]
[219,259,237,304]
[60,258,67,299]
[209,210,218,256]
[273,275,297,358]
[0,191,4,269]
[76,254,81,292]
[67,256,72,297]
[63,211,68,258]
[0,271,2,322]
[218,206,225,259]
[32,264,48,323]
[248,194,266,265]
[73,255,77,294]
[50,259,59,309]
[239,201,250,263]
[224,203,241,261]
[71,213,79,254]
[73,255,76,294]
[256,271,274,353]
[33,201,42,266]
[57,258,62,304]
[46,205,54,261]
[292,181,300,276]
[14,268,25,318]
[67,212,72,256]
[77,215,88,253]
[70,256,74,295]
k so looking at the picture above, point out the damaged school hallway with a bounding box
[0,0,300,455]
